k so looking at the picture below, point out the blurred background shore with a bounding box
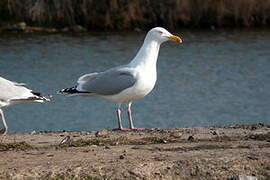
[1,0,270,32]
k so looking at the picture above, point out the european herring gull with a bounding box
[0,77,50,135]
[59,27,182,130]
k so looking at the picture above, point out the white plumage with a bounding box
[60,27,182,130]
[0,77,50,135]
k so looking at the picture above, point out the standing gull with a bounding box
[0,77,50,135]
[59,27,182,130]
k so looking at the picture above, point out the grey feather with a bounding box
[79,66,137,95]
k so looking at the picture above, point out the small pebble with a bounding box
[59,136,71,145]
[187,136,194,141]
[95,129,109,137]
[161,139,167,143]
[238,175,258,180]
[131,146,140,149]
[211,130,218,135]
[251,126,257,130]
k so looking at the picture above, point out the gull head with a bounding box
[146,27,182,44]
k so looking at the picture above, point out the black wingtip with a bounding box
[32,92,51,101]
[58,86,79,94]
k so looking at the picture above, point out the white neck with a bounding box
[129,37,161,68]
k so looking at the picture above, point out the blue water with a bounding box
[0,29,269,133]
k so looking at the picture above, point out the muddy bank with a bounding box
[1,0,270,31]
[0,124,269,179]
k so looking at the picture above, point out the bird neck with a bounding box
[129,38,161,68]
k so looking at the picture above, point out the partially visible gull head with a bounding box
[145,27,182,44]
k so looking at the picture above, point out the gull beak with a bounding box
[167,35,182,43]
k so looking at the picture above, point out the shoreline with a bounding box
[0,124,269,179]
[0,23,269,34]
[1,0,270,31]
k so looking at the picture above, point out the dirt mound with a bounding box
[0,124,269,179]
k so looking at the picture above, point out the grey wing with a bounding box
[78,69,137,95]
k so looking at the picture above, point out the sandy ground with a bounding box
[0,124,269,180]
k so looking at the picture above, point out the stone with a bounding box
[95,129,109,137]
[238,175,257,180]
[70,25,87,32]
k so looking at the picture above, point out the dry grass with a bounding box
[0,142,33,151]
[58,136,172,148]
[4,0,270,29]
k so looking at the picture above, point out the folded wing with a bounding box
[0,77,50,106]
[77,68,137,95]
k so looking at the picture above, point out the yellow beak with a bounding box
[168,35,182,43]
